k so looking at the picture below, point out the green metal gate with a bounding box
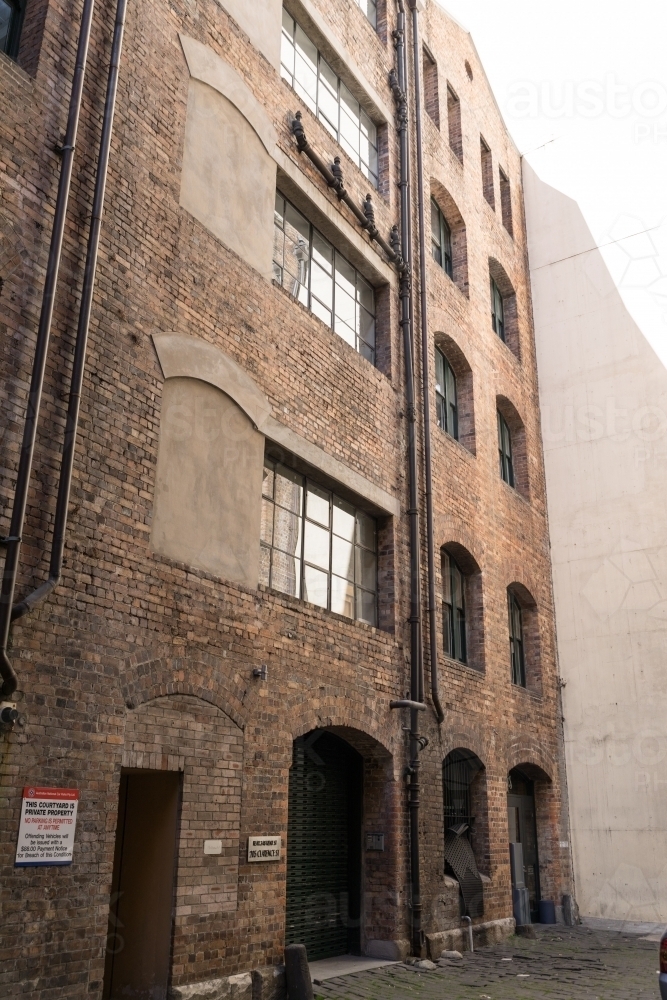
[285,731,362,960]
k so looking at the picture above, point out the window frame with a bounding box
[497,410,515,488]
[508,590,526,687]
[273,192,377,365]
[354,0,377,29]
[499,167,513,236]
[435,348,458,440]
[490,276,505,342]
[0,0,25,59]
[260,456,378,627]
[442,550,467,664]
[280,9,379,188]
[431,198,453,279]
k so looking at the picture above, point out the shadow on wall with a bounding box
[523,163,667,923]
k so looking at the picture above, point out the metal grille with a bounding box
[286,732,362,961]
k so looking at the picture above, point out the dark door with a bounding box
[507,769,540,921]
[286,731,362,960]
[104,770,182,1000]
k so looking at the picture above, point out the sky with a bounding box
[436,0,667,365]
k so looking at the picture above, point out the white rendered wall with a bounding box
[524,163,667,923]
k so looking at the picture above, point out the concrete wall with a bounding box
[524,163,667,923]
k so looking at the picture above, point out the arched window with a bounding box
[435,348,458,439]
[490,276,505,341]
[0,0,23,57]
[508,589,526,687]
[431,198,452,278]
[497,410,514,487]
[442,550,466,663]
[443,749,487,918]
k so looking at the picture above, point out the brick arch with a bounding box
[290,708,395,759]
[430,178,469,296]
[120,651,247,732]
[489,256,520,360]
[505,737,554,782]
[496,393,530,500]
[433,514,485,569]
[440,728,489,767]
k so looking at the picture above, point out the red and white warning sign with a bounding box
[15,787,79,867]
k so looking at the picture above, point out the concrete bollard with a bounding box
[284,944,313,1000]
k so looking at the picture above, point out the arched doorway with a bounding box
[286,731,363,960]
[507,767,540,922]
[443,748,486,918]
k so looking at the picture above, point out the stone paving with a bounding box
[313,926,661,1000]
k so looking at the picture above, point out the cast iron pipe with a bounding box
[11,0,128,628]
[392,0,424,958]
[290,112,403,268]
[408,0,444,724]
[0,0,96,698]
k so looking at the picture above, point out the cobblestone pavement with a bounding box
[314,926,661,1000]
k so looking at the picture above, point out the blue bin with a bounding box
[538,899,557,924]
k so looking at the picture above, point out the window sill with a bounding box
[428,257,469,301]
[510,680,543,702]
[435,424,475,461]
[257,582,390,635]
[440,655,485,678]
[499,476,531,507]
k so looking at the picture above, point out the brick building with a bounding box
[0,0,574,997]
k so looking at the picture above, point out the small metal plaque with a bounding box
[247,835,281,862]
[204,839,222,855]
[365,833,384,852]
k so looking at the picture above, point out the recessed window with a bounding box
[499,168,513,236]
[443,550,466,664]
[273,192,376,364]
[355,0,377,28]
[281,10,378,188]
[508,590,526,687]
[0,0,23,57]
[490,277,505,342]
[260,457,378,626]
[435,348,458,440]
[497,410,514,487]
[431,198,452,279]
[447,85,463,161]
[480,136,495,209]
[423,47,439,128]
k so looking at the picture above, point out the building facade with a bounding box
[525,165,667,925]
[0,0,573,996]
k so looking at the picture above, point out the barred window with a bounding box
[497,410,514,487]
[273,193,376,364]
[443,550,466,663]
[260,457,378,626]
[281,9,378,187]
[435,348,458,440]
[355,0,377,28]
[431,198,453,278]
[490,277,505,341]
[0,0,23,57]
[508,590,526,687]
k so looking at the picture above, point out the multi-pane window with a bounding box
[447,85,463,161]
[281,10,379,188]
[490,277,505,341]
[431,198,453,278]
[497,411,514,487]
[443,550,466,663]
[480,136,495,208]
[0,0,22,57]
[355,0,377,28]
[273,193,376,364]
[508,590,526,687]
[435,348,458,439]
[260,457,378,626]
[499,168,513,236]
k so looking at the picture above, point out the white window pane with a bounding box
[355,546,376,591]
[282,8,294,40]
[273,507,302,559]
[274,194,285,228]
[356,276,374,311]
[295,24,317,71]
[356,512,376,550]
[311,261,333,309]
[311,298,332,328]
[356,588,377,626]
[334,286,355,328]
[335,256,356,296]
[331,575,355,618]
[319,57,337,97]
[334,317,356,349]
[339,111,360,158]
[318,89,339,134]
[272,551,301,598]
[333,497,355,541]
[275,465,303,514]
[259,544,271,587]
[284,203,310,243]
[312,231,333,273]
[360,109,376,142]
[332,535,354,581]
[260,498,274,546]
[319,112,337,140]
[294,55,317,112]
[306,484,330,526]
[358,309,375,350]
[304,564,329,608]
[340,82,360,122]
[304,520,330,570]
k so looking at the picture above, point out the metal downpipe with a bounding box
[408,0,444,724]
[13,0,128,624]
[0,0,96,698]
